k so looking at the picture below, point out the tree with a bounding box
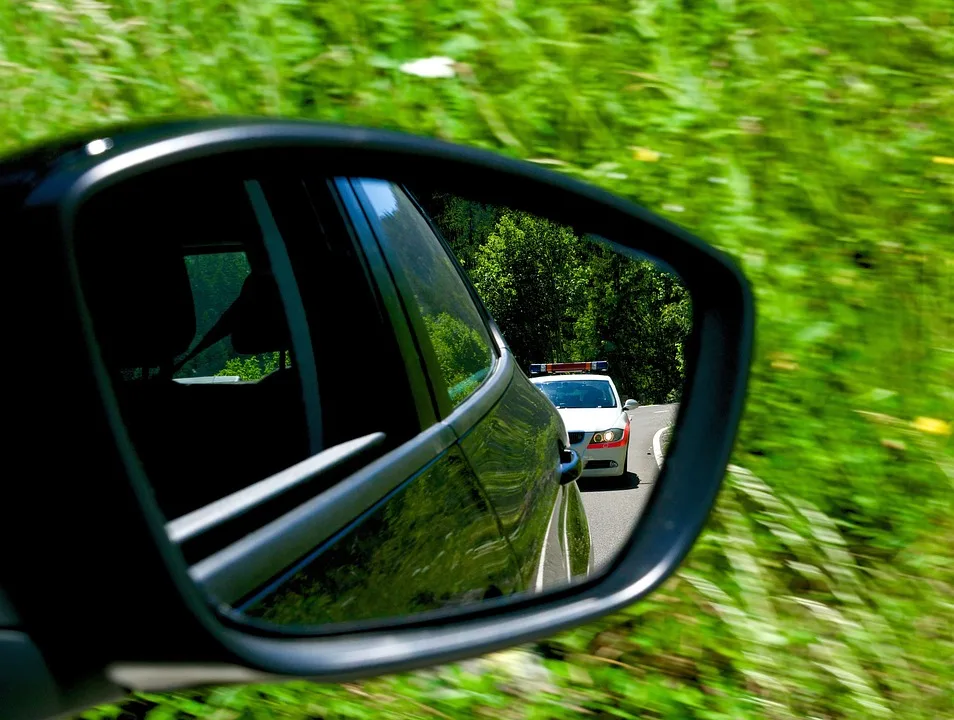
[424,194,691,404]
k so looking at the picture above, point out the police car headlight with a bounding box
[589,427,627,446]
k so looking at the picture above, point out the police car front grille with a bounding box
[568,432,585,444]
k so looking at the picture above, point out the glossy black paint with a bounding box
[564,479,592,578]
[240,446,520,627]
[459,372,579,589]
[0,119,752,720]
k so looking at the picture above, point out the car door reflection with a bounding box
[237,446,520,626]
[459,375,592,590]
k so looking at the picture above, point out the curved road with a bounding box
[579,403,678,572]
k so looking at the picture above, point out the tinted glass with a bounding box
[535,380,617,408]
[73,170,315,524]
[357,179,495,407]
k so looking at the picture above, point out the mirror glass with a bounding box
[72,160,690,632]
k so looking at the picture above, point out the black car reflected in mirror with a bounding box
[70,166,691,631]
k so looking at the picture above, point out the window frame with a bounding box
[243,179,325,454]
[270,175,427,449]
[347,178,499,422]
[327,178,438,432]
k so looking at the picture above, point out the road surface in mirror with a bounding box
[579,403,678,570]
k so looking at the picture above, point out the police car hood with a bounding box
[556,407,624,432]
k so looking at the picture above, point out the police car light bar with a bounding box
[529,360,609,375]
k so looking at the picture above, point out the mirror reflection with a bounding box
[72,165,689,632]
[412,188,689,574]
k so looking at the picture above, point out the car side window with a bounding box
[71,167,411,527]
[355,179,495,408]
[71,171,320,525]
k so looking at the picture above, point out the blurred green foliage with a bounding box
[4,0,949,717]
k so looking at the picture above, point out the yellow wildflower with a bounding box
[912,417,952,436]
[632,146,661,162]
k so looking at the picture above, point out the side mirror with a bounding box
[2,119,752,718]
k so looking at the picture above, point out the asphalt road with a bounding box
[579,403,679,572]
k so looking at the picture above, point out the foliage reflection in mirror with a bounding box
[72,161,691,633]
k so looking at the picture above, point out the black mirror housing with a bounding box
[0,119,753,720]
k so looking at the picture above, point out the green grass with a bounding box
[3,1,951,718]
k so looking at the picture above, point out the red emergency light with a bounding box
[529,360,609,375]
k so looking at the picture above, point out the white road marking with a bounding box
[652,426,668,469]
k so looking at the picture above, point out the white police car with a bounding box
[529,361,638,478]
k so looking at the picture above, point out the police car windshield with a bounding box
[537,380,616,409]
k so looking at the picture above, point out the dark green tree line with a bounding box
[417,192,691,404]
